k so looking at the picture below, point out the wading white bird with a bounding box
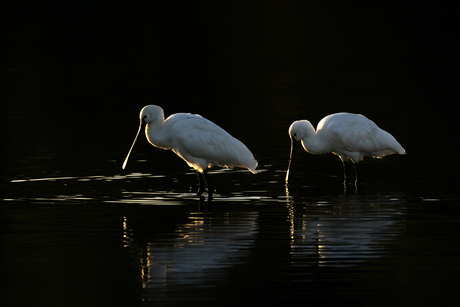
[286,112,405,186]
[123,105,258,196]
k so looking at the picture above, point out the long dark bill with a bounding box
[285,138,297,185]
[122,121,143,170]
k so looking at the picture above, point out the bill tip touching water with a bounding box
[285,112,405,186]
[122,105,257,197]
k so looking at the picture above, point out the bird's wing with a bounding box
[325,115,402,157]
[169,114,255,170]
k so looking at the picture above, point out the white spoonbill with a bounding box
[123,105,258,196]
[286,112,405,186]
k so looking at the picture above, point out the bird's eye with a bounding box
[293,133,297,137]
[143,115,147,119]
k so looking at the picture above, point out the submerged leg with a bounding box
[196,170,214,197]
[353,162,362,186]
[342,159,351,186]
[203,170,214,197]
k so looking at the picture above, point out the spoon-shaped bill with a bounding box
[285,139,296,185]
[122,123,142,170]
[285,164,291,185]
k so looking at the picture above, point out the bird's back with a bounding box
[166,113,258,173]
[317,113,405,161]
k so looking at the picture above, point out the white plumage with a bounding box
[123,105,257,196]
[286,112,405,185]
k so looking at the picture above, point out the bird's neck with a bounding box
[145,117,171,150]
[301,131,329,155]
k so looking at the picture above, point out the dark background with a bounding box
[3,0,459,194]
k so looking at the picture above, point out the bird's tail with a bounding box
[247,157,258,174]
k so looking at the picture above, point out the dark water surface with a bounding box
[2,1,460,306]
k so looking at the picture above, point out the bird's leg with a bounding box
[196,172,206,196]
[353,162,362,187]
[203,170,214,198]
[342,159,351,186]
[196,171,214,198]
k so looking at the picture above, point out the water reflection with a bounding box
[116,187,407,304]
[3,168,410,306]
[286,191,406,267]
[123,209,258,303]
[10,172,163,183]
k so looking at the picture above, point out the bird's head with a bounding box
[122,105,165,170]
[140,105,164,125]
[286,120,314,185]
[288,120,312,142]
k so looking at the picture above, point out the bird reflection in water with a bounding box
[122,207,259,303]
[285,186,406,267]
